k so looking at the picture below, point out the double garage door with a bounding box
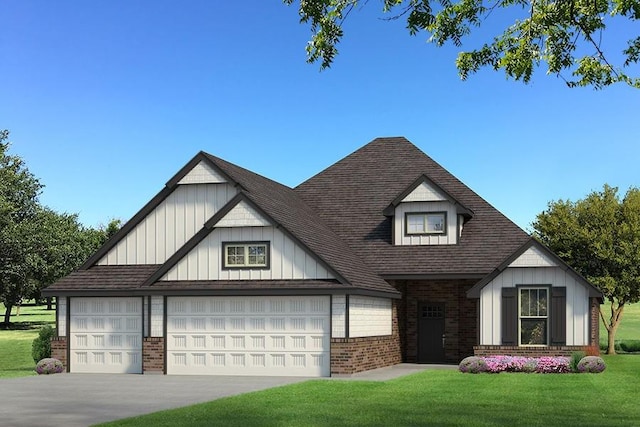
[167,296,330,377]
[69,296,330,376]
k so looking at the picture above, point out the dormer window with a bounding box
[405,212,447,235]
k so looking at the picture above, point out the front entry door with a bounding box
[418,302,446,363]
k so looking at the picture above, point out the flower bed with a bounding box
[459,355,580,374]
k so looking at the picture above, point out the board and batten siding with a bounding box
[349,296,392,337]
[98,183,237,265]
[479,267,590,346]
[394,201,459,245]
[331,295,346,338]
[57,296,67,336]
[161,226,335,281]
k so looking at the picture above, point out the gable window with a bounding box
[223,242,269,268]
[519,287,548,346]
[405,212,447,235]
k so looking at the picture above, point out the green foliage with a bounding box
[570,351,586,372]
[0,130,116,325]
[284,0,640,89]
[31,325,54,363]
[533,184,640,353]
[618,340,640,352]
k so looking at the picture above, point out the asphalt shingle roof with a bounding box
[295,137,530,277]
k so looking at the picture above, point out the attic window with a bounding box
[223,242,269,269]
[405,212,447,235]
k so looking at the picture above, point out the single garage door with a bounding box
[167,296,330,377]
[69,297,142,374]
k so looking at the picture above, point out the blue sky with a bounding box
[2,1,638,232]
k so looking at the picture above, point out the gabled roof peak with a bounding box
[382,174,474,217]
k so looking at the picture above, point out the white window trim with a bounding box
[222,241,270,269]
[405,211,447,236]
[518,286,549,347]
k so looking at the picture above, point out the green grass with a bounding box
[611,302,640,341]
[99,355,640,427]
[0,303,55,378]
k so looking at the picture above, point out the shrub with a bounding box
[459,356,487,373]
[32,325,55,363]
[577,356,606,373]
[570,351,586,372]
[536,356,571,373]
[35,358,64,375]
[619,340,640,353]
[460,356,571,374]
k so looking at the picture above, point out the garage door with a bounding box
[167,296,330,377]
[69,297,142,374]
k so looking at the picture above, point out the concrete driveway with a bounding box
[0,374,310,427]
[0,364,450,427]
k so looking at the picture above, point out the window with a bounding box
[405,212,447,235]
[519,288,548,345]
[223,242,269,268]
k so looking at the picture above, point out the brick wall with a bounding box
[590,297,600,347]
[330,301,401,375]
[390,279,477,363]
[143,337,165,373]
[474,345,598,357]
[51,337,68,371]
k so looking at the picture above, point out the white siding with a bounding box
[394,201,458,245]
[216,200,272,227]
[332,295,346,338]
[479,267,590,346]
[150,295,164,337]
[178,161,227,184]
[509,246,559,267]
[349,296,392,338]
[161,226,335,281]
[98,183,237,265]
[57,296,67,336]
[401,181,447,202]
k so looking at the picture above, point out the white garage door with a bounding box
[167,296,330,377]
[69,297,142,374]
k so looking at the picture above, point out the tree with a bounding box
[0,131,43,324]
[533,185,640,354]
[284,0,640,89]
[0,131,114,324]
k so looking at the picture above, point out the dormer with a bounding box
[383,175,473,245]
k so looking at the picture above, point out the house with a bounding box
[42,137,603,376]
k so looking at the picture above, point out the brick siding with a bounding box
[590,297,600,346]
[330,301,401,375]
[390,279,478,363]
[51,336,68,371]
[474,345,599,357]
[143,337,165,373]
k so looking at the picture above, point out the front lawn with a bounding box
[0,303,55,378]
[99,355,640,427]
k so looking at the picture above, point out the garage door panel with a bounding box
[167,296,330,376]
[168,351,328,376]
[70,297,142,374]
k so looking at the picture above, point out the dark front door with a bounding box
[418,302,446,363]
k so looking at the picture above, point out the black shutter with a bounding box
[550,287,567,345]
[501,288,517,345]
